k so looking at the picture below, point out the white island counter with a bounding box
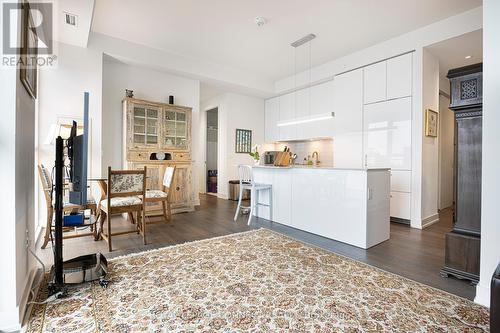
[252,165,391,249]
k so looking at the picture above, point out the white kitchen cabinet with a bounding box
[295,88,311,140]
[278,92,296,141]
[391,170,411,192]
[364,97,412,170]
[390,191,411,220]
[310,80,335,138]
[254,166,390,249]
[363,61,387,104]
[264,97,279,142]
[272,169,292,226]
[387,53,412,100]
[333,69,363,168]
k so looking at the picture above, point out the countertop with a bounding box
[253,165,390,171]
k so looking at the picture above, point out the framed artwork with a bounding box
[20,1,38,99]
[235,129,252,153]
[425,109,438,137]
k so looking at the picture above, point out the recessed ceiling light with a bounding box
[465,55,472,59]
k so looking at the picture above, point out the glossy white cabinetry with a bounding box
[333,69,363,168]
[391,170,411,192]
[295,87,311,140]
[364,97,412,170]
[364,61,387,104]
[309,80,335,138]
[390,191,411,219]
[264,97,279,142]
[278,92,296,141]
[387,53,412,100]
[253,166,391,249]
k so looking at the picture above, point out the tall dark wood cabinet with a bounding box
[441,63,482,284]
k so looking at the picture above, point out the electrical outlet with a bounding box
[25,229,30,248]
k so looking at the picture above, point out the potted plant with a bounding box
[249,144,260,165]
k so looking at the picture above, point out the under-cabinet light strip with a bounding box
[277,112,335,127]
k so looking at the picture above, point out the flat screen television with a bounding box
[68,92,89,206]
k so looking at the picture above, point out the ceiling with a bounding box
[91,0,482,82]
[426,29,483,80]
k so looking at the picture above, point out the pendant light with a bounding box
[277,33,335,127]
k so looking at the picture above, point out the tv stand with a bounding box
[48,136,108,297]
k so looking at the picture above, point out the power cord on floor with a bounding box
[27,235,47,306]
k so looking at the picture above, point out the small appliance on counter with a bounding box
[264,151,280,165]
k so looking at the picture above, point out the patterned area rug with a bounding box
[27,229,489,332]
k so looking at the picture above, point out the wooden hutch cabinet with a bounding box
[122,97,194,214]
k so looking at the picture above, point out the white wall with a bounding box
[0,0,37,329]
[438,93,454,210]
[37,41,103,226]
[420,49,440,227]
[201,93,265,199]
[475,0,500,307]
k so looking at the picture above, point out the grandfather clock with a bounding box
[441,63,482,284]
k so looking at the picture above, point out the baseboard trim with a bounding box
[422,213,440,229]
[474,282,490,307]
[18,266,41,329]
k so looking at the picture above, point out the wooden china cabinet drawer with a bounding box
[173,152,190,161]
[128,151,149,161]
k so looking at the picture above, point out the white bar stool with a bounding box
[233,165,272,225]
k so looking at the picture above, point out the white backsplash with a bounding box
[272,139,334,166]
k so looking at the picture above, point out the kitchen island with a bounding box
[252,165,391,249]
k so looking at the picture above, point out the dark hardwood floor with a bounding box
[35,194,475,300]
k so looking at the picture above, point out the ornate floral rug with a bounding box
[27,229,489,332]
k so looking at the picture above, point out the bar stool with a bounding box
[233,165,272,225]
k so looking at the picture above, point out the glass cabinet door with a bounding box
[133,105,159,146]
[163,109,188,149]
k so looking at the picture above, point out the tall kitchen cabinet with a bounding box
[123,97,195,214]
[363,52,413,223]
[333,69,363,168]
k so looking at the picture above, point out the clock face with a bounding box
[156,152,166,160]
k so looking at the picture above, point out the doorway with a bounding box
[206,108,218,195]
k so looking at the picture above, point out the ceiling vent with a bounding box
[64,12,78,27]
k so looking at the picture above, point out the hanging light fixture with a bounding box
[277,33,335,127]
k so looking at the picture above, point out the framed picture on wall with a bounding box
[20,1,38,99]
[235,129,252,153]
[425,109,438,137]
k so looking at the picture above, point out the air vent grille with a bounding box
[64,12,77,26]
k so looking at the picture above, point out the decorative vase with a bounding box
[169,95,174,104]
[125,89,134,98]
[254,159,260,166]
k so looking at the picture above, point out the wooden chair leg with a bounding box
[162,201,168,223]
[142,208,146,245]
[167,201,172,221]
[106,210,112,252]
[95,211,106,241]
[128,212,136,224]
[136,211,140,234]
[41,207,53,249]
